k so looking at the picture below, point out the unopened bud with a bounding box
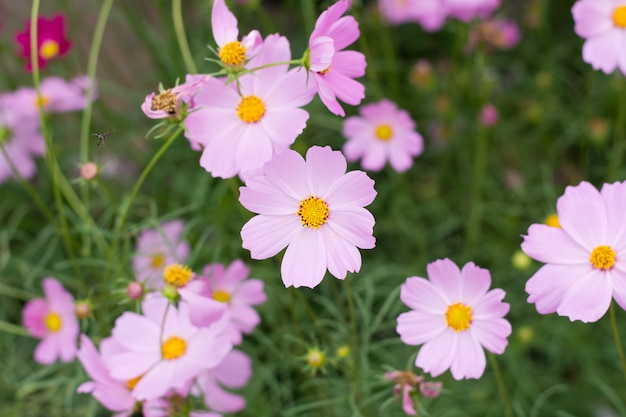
[80,162,99,181]
[75,300,91,319]
[126,281,144,300]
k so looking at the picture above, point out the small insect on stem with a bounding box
[92,129,115,146]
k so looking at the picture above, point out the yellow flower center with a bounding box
[151,253,165,268]
[219,41,246,66]
[163,264,192,287]
[45,312,62,332]
[213,290,231,303]
[375,124,393,141]
[33,95,49,109]
[126,375,142,390]
[237,95,266,123]
[151,89,177,114]
[445,302,472,332]
[613,6,626,28]
[39,39,60,59]
[317,66,332,75]
[544,213,560,228]
[297,196,329,229]
[590,245,616,270]
[161,336,187,360]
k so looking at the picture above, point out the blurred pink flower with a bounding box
[396,259,511,380]
[132,220,190,288]
[572,0,626,75]
[342,99,424,172]
[384,370,442,415]
[479,103,498,126]
[378,0,447,31]
[196,349,252,413]
[522,181,626,322]
[212,0,262,68]
[76,335,137,416]
[200,260,266,344]
[108,296,232,401]
[11,75,98,119]
[15,13,72,71]
[22,278,79,364]
[308,0,366,116]
[0,95,44,183]
[185,35,315,179]
[445,0,500,22]
[467,19,521,51]
[240,146,377,288]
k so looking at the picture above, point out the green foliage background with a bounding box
[1,0,626,416]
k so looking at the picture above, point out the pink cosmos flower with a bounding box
[15,13,72,71]
[240,146,376,288]
[76,335,138,417]
[378,0,447,30]
[308,0,366,117]
[572,0,626,75]
[185,34,315,180]
[396,259,511,380]
[445,0,500,22]
[141,75,212,121]
[211,0,262,68]
[521,181,626,322]
[0,94,44,183]
[342,99,424,172]
[22,278,79,364]
[132,220,190,288]
[196,349,252,413]
[108,296,232,401]
[200,260,266,344]
[11,75,98,119]
[384,370,442,415]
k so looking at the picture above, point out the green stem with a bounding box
[79,0,115,257]
[0,320,31,337]
[172,0,198,74]
[0,143,54,222]
[488,352,513,417]
[344,277,362,411]
[30,0,81,278]
[609,302,626,382]
[607,75,626,181]
[247,59,304,73]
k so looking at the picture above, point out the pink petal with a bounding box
[450,332,486,380]
[109,351,160,381]
[397,311,446,345]
[132,362,175,400]
[326,207,375,249]
[112,312,160,352]
[240,176,299,215]
[202,377,246,413]
[211,0,239,47]
[214,350,253,387]
[400,277,447,313]
[525,264,587,314]
[263,149,309,199]
[22,298,48,337]
[601,181,626,248]
[229,304,261,333]
[472,289,510,319]
[328,15,360,51]
[241,214,301,259]
[180,286,227,327]
[558,181,607,248]
[309,36,335,72]
[76,335,112,383]
[401,385,417,415]
[459,262,491,305]
[235,279,267,305]
[326,171,377,208]
[471,318,511,354]
[281,229,327,288]
[34,336,58,364]
[324,70,365,106]
[259,108,310,149]
[321,227,362,279]
[332,50,367,79]
[521,223,588,264]
[572,1,613,38]
[415,331,456,377]
[305,146,347,197]
[610,267,626,311]
[247,34,291,82]
[426,258,462,302]
[582,29,622,74]
[43,277,74,313]
[315,74,344,116]
[557,268,612,322]
[310,0,350,41]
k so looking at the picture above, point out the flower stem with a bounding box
[609,302,626,382]
[247,59,304,73]
[0,320,31,337]
[172,0,198,74]
[79,0,115,257]
[345,277,362,412]
[607,74,626,181]
[488,352,513,417]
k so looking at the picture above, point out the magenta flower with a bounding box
[342,99,424,172]
[108,296,232,401]
[479,103,498,127]
[0,95,44,183]
[396,259,511,380]
[185,34,315,179]
[211,0,262,68]
[15,13,72,72]
[200,260,266,344]
[196,349,252,413]
[132,220,190,288]
[76,335,137,416]
[240,146,376,288]
[522,181,626,322]
[307,0,366,117]
[22,278,79,364]
[572,0,626,75]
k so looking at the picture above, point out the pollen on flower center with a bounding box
[151,90,177,114]
[213,290,231,303]
[33,95,49,109]
[126,375,142,390]
[317,66,332,75]
[237,95,266,123]
[151,253,165,268]
[39,39,60,59]
[375,124,393,141]
[161,336,187,360]
[544,213,560,228]
[219,41,246,66]
[613,6,626,28]
[445,302,472,332]
[590,245,616,270]
[163,263,192,287]
[297,196,330,229]
[45,312,62,332]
